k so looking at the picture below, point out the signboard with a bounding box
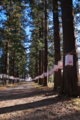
[65,54,73,66]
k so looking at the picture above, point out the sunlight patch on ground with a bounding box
[48,83,54,88]
[72,98,80,110]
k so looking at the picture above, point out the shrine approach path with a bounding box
[0,81,80,120]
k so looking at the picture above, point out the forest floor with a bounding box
[0,81,80,120]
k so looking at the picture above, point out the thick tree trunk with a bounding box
[53,0,61,91]
[41,16,44,84]
[60,0,79,97]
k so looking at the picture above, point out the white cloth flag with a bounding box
[54,65,58,71]
[10,76,14,79]
[50,68,54,74]
[0,74,2,78]
[43,72,47,77]
[39,74,44,78]
[3,74,7,78]
[47,71,50,76]
[58,61,63,69]
[48,70,53,75]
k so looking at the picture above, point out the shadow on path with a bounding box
[0,89,54,102]
[0,96,70,114]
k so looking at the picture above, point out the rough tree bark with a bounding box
[39,50,43,85]
[43,0,48,86]
[60,0,79,97]
[53,0,61,91]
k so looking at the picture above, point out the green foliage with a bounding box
[0,0,28,77]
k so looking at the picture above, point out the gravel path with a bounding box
[0,82,80,120]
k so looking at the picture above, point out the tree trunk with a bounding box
[53,0,61,91]
[5,41,9,85]
[39,50,43,85]
[41,49,44,84]
[60,0,79,97]
[41,15,44,84]
[12,53,15,84]
[43,0,48,86]
[35,58,39,83]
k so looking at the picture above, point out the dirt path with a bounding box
[0,82,80,120]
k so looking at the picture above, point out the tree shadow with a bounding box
[0,88,54,101]
[0,96,70,114]
[0,81,80,102]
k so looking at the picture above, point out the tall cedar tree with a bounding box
[43,0,48,86]
[0,0,27,83]
[60,0,79,97]
[53,0,61,91]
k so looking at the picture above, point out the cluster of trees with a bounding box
[27,0,80,97]
[0,0,80,96]
[0,0,28,84]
